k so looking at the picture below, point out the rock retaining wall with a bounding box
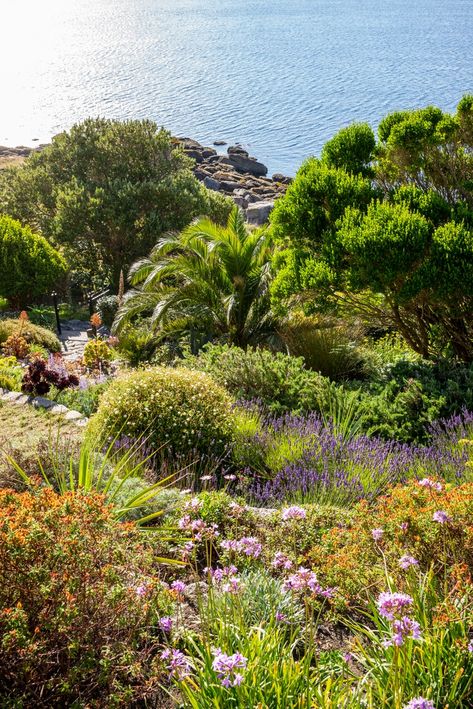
[0,388,88,427]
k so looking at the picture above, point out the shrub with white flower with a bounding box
[87,367,234,459]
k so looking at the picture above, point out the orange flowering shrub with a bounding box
[307,479,473,604]
[0,488,170,707]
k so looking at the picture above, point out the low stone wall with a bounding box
[0,388,88,427]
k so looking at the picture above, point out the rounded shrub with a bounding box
[0,215,67,307]
[0,318,61,352]
[88,367,234,458]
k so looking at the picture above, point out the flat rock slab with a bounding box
[63,409,85,421]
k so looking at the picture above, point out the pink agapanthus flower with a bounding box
[161,648,192,680]
[433,510,451,524]
[403,698,435,709]
[418,478,443,491]
[377,592,413,620]
[399,554,419,570]
[212,648,247,687]
[281,506,307,521]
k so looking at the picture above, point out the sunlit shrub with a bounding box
[0,317,60,353]
[0,487,170,706]
[88,367,234,460]
[308,479,473,603]
[83,337,113,370]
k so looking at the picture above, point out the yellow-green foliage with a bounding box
[83,338,113,369]
[88,367,234,457]
[0,356,23,391]
[0,319,60,353]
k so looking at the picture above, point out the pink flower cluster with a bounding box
[432,510,451,524]
[161,648,192,681]
[158,616,173,633]
[178,515,220,541]
[212,648,247,687]
[377,592,413,620]
[220,536,262,558]
[399,554,419,570]
[205,565,241,594]
[418,478,443,491]
[281,506,307,521]
[371,528,384,541]
[183,497,203,513]
[377,591,421,647]
[283,567,335,598]
[271,551,293,570]
[384,616,421,647]
[403,699,435,709]
[170,580,186,596]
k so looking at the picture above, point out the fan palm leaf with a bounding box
[113,206,278,348]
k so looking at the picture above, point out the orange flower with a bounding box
[19,310,29,321]
[90,312,102,328]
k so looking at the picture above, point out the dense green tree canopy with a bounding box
[321,122,376,176]
[0,118,232,290]
[270,96,473,361]
[0,215,67,308]
[114,207,277,349]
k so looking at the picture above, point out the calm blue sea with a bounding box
[1,0,472,175]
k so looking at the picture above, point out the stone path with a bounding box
[59,319,90,361]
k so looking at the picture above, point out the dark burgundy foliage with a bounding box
[21,355,79,397]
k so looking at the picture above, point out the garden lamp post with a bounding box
[51,291,62,336]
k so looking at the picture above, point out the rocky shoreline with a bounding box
[0,138,291,226]
[175,138,292,224]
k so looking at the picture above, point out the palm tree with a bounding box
[113,207,277,349]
